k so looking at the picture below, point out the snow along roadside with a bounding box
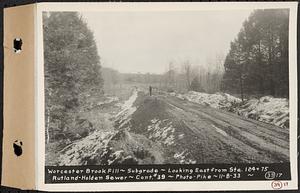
[115,88,138,128]
[171,91,289,128]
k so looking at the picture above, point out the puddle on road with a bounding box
[212,124,228,137]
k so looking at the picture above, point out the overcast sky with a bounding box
[81,10,253,74]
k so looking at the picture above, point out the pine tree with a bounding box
[222,9,289,98]
[43,12,103,143]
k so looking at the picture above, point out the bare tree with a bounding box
[168,62,175,88]
[183,60,192,90]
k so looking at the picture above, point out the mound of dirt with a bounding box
[119,94,196,164]
[129,95,171,133]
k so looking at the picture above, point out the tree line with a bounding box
[161,57,224,94]
[159,9,289,99]
[221,9,289,100]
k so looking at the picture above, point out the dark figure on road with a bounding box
[149,86,152,96]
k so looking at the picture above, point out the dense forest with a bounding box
[221,9,289,100]
[44,12,104,144]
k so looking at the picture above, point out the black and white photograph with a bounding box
[38,3,298,188]
[44,8,291,166]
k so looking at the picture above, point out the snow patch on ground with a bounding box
[58,129,116,165]
[173,91,241,109]
[237,96,289,128]
[147,119,176,146]
[174,150,196,164]
[97,96,119,106]
[212,124,228,137]
[178,133,185,140]
[107,150,125,165]
[174,150,186,160]
[115,89,138,128]
[172,91,289,128]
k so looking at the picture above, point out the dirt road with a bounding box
[160,94,289,163]
[56,90,289,165]
[122,91,289,164]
